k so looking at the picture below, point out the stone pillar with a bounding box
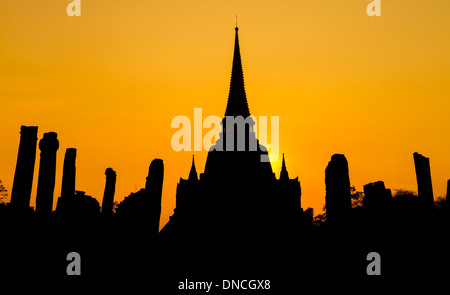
[101,168,117,216]
[60,148,77,199]
[10,126,38,211]
[35,132,59,215]
[325,154,351,225]
[56,148,77,213]
[145,159,164,236]
[413,152,434,208]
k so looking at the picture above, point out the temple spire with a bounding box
[225,25,250,117]
[280,153,290,180]
[188,155,198,181]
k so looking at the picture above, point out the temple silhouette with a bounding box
[0,26,449,290]
[159,26,302,244]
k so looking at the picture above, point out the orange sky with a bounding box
[1,1,450,228]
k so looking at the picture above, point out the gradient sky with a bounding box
[1,1,450,228]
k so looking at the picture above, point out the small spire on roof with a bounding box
[280,153,290,181]
[188,155,198,181]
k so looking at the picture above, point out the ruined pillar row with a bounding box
[35,132,59,215]
[101,168,117,216]
[10,125,38,211]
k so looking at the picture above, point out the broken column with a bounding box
[35,132,59,215]
[101,168,117,216]
[56,148,77,213]
[325,154,351,225]
[145,159,164,236]
[10,126,38,211]
[413,152,434,209]
[60,148,77,199]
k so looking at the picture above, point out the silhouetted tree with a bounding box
[0,180,8,204]
[314,213,326,227]
[393,189,418,204]
[112,201,119,214]
[393,189,417,198]
[350,185,364,208]
[303,207,314,223]
[115,190,145,217]
[314,203,327,226]
[435,196,447,211]
[391,189,420,216]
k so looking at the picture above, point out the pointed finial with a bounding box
[280,153,289,180]
[235,15,238,30]
[188,154,198,181]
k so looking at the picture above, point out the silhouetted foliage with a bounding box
[303,207,314,223]
[435,196,447,211]
[390,189,422,221]
[314,212,326,227]
[115,189,147,217]
[112,201,119,214]
[350,185,364,208]
[0,180,8,204]
[58,191,101,218]
[393,189,418,198]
